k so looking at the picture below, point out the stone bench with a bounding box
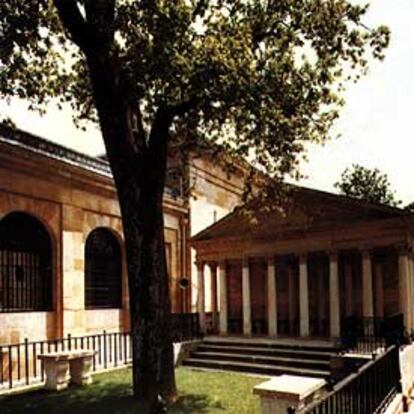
[38,350,95,391]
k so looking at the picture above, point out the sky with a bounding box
[1,1,413,203]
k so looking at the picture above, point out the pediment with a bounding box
[192,187,409,242]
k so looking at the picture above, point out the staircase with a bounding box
[182,336,342,379]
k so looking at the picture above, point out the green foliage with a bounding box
[1,0,390,182]
[334,164,401,207]
[0,368,262,414]
[404,202,414,212]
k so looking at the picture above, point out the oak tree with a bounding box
[334,164,400,207]
[1,1,389,410]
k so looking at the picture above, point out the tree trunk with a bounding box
[85,53,177,411]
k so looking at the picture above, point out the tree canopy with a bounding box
[334,164,401,207]
[1,1,389,182]
[1,1,390,410]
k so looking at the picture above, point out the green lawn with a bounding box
[0,368,264,414]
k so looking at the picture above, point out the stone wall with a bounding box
[189,156,244,311]
[0,141,186,345]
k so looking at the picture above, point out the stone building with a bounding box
[0,125,243,345]
[2,123,414,348]
[192,187,414,339]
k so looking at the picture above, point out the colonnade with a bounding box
[196,246,414,338]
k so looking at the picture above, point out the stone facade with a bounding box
[193,189,414,338]
[188,155,245,311]
[0,127,187,344]
[0,126,242,345]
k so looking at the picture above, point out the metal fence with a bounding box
[340,313,406,355]
[0,312,203,392]
[0,331,132,391]
[288,345,401,414]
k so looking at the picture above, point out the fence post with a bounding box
[24,338,29,385]
[103,331,107,369]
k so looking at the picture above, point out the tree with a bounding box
[334,164,400,206]
[1,1,389,410]
[404,202,414,212]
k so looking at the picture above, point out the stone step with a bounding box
[182,358,330,378]
[202,338,338,353]
[191,351,331,370]
[198,344,338,360]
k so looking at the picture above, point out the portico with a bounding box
[192,188,414,340]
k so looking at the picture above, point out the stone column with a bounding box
[329,252,340,338]
[242,258,252,335]
[398,246,411,331]
[299,254,310,337]
[267,256,278,336]
[209,262,219,332]
[361,249,374,318]
[218,260,228,334]
[344,262,354,317]
[61,205,86,336]
[374,262,384,318]
[196,261,206,334]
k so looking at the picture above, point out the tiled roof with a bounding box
[0,124,112,177]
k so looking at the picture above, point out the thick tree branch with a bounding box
[84,0,116,45]
[169,96,200,117]
[53,0,95,51]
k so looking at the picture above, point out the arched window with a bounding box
[85,228,122,309]
[0,212,52,312]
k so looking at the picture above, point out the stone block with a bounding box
[253,375,326,414]
[69,352,94,386]
[39,354,70,391]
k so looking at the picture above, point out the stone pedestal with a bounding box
[70,353,94,386]
[39,350,96,391]
[40,354,70,391]
[253,375,326,414]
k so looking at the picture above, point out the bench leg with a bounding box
[70,356,93,386]
[43,359,70,391]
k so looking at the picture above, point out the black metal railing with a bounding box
[0,331,132,391]
[171,312,203,342]
[340,313,406,354]
[0,313,203,392]
[205,312,218,335]
[228,318,243,334]
[288,345,402,414]
[252,319,267,335]
[277,319,299,336]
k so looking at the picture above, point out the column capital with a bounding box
[395,242,412,256]
[360,246,374,258]
[217,259,226,268]
[194,260,205,270]
[266,255,276,265]
[207,261,218,271]
[298,252,308,263]
[327,250,338,261]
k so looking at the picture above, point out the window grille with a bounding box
[0,212,52,312]
[85,228,122,309]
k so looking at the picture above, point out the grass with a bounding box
[0,368,264,414]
